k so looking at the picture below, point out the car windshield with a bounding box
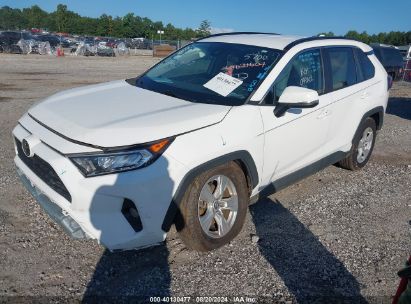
[135,42,282,106]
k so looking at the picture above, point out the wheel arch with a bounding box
[361,106,384,132]
[161,150,259,232]
[340,107,381,171]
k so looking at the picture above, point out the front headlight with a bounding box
[69,138,172,177]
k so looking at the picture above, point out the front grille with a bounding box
[16,139,72,202]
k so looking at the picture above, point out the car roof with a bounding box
[199,33,303,50]
[198,32,371,52]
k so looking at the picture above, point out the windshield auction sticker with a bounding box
[203,73,243,97]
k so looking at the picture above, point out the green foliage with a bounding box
[196,20,211,38]
[0,6,27,30]
[22,5,48,29]
[55,4,68,32]
[0,4,201,40]
[317,30,411,45]
[318,32,335,37]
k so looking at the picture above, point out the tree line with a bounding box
[319,31,411,46]
[0,5,211,40]
[1,4,410,45]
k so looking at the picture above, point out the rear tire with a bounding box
[338,117,377,171]
[176,162,249,251]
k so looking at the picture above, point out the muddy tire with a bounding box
[176,161,249,251]
[338,117,377,171]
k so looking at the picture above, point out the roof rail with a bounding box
[283,36,361,51]
[197,32,280,41]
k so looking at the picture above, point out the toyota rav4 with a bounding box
[13,33,389,251]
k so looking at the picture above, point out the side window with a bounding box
[355,48,375,81]
[328,47,357,91]
[273,49,323,102]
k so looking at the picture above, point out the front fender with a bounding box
[161,150,258,232]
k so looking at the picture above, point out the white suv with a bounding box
[13,33,389,252]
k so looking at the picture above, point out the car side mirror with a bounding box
[274,86,319,117]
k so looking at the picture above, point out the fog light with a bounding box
[121,199,143,232]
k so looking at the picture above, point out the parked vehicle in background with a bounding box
[97,46,115,57]
[13,33,390,252]
[0,31,34,53]
[371,44,404,81]
[0,31,34,42]
[79,36,95,46]
[398,45,411,60]
[34,34,62,47]
[59,38,71,48]
[127,38,152,49]
[403,58,411,82]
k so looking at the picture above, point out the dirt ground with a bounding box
[0,54,410,303]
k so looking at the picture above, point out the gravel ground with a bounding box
[0,54,410,303]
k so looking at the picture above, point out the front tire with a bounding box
[338,117,377,170]
[176,162,249,251]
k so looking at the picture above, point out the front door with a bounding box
[259,48,333,185]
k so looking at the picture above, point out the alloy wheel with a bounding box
[197,175,238,238]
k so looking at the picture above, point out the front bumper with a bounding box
[13,120,187,251]
[16,167,89,239]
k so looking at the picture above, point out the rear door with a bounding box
[322,46,376,152]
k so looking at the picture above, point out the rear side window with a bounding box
[354,48,375,81]
[273,49,323,101]
[328,48,357,91]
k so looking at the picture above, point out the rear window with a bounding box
[328,48,357,91]
[355,48,375,81]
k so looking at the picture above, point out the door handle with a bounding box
[360,92,370,99]
[317,109,330,119]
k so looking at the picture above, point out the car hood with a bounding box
[28,80,231,148]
